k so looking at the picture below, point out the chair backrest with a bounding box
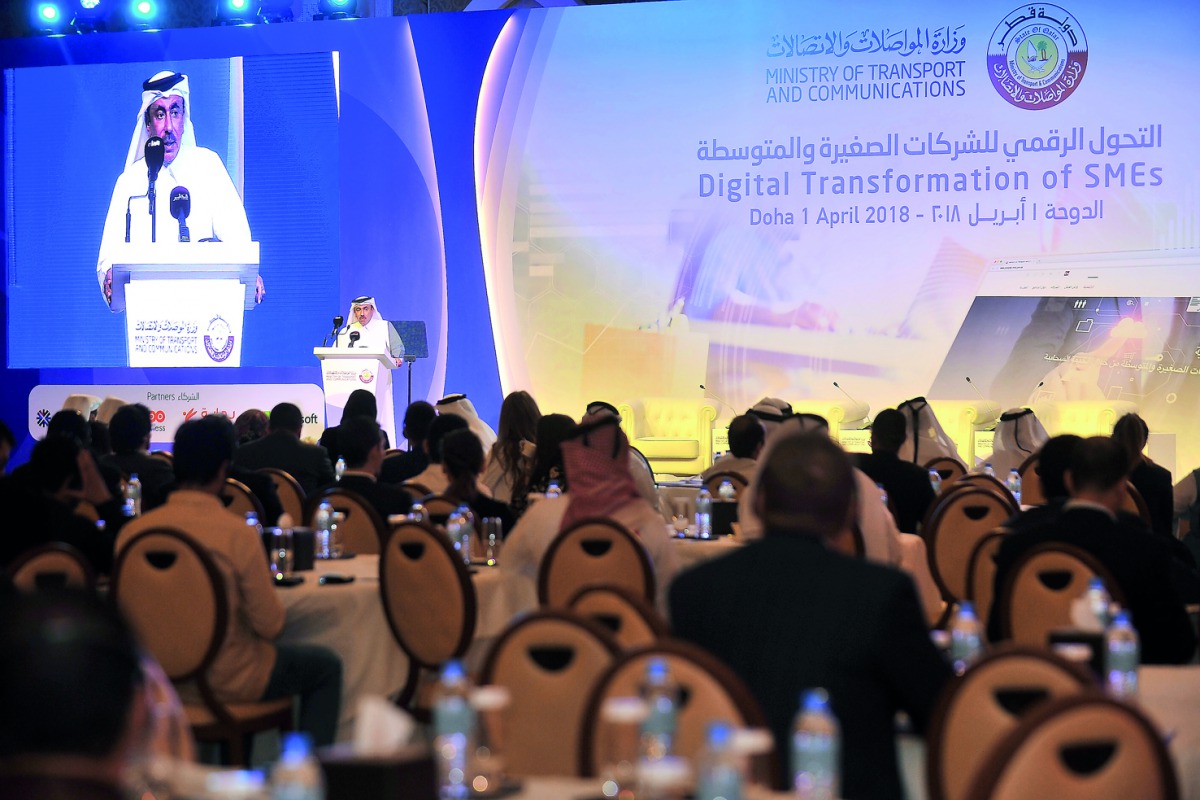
[964,694,1179,800]
[566,585,668,651]
[419,493,460,520]
[702,470,749,500]
[478,610,620,777]
[111,528,225,685]
[308,487,386,556]
[955,473,1016,505]
[578,639,770,778]
[996,542,1126,646]
[926,456,968,486]
[6,543,96,591]
[926,645,1093,800]
[1121,481,1152,525]
[538,517,655,608]
[965,531,1008,627]
[221,477,264,520]
[400,481,433,499]
[259,468,306,524]
[380,520,476,668]
[927,488,1019,604]
[1016,454,1045,506]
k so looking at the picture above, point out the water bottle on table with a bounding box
[696,720,743,800]
[433,660,477,800]
[792,688,839,800]
[695,487,713,539]
[640,658,679,761]
[314,501,333,559]
[1105,609,1140,700]
[271,732,324,800]
[928,469,942,494]
[948,601,984,675]
[1005,468,1022,504]
[123,472,142,517]
[335,457,345,481]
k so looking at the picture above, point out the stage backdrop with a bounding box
[3,0,1199,471]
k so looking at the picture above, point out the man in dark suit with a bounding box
[380,401,436,485]
[318,416,411,521]
[232,403,334,497]
[670,433,951,799]
[854,408,936,533]
[989,436,1197,664]
[102,403,174,512]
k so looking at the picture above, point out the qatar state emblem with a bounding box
[358,369,375,384]
[988,4,1087,110]
[203,315,235,363]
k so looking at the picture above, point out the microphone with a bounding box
[348,331,361,348]
[169,186,191,242]
[832,381,872,425]
[324,315,345,347]
[699,384,735,415]
[144,137,164,243]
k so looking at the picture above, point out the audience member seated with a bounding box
[585,400,662,515]
[0,436,119,574]
[380,401,437,485]
[232,403,335,498]
[700,413,764,483]
[0,590,148,800]
[896,396,959,464]
[319,389,391,465]
[988,407,1048,477]
[483,390,540,503]
[407,413,471,496]
[1176,466,1200,543]
[47,410,123,503]
[1112,412,1174,539]
[511,413,577,517]
[853,408,936,534]
[746,396,793,435]
[102,403,174,512]
[1000,434,1083,533]
[234,409,269,446]
[502,413,681,612]
[89,421,113,459]
[0,419,15,474]
[988,436,1197,663]
[319,416,412,520]
[670,432,952,799]
[436,394,497,451]
[118,415,343,745]
[442,429,516,536]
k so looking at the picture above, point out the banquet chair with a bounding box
[418,493,459,522]
[307,487,386,556]
[478,610,620,776]
[150,449,173,464]
[925,456,968,487]
[995,542,1126,646]
[111,528,294,766]
[259,468,306,525]
[221,477,265,520]
[926,645,1093,800]
[566,585,668,651]
[926,488,1019,608]
[1016,454,1045,506]
[1121,481,1152,525]
[6,542,95,591]
[579,639,774,784]
[400,481,433,500]
[964,694,1179,800]
[538,517,655,608]
[964,531,1007,631]
[702,470,749,500]
[955,473,1016,505]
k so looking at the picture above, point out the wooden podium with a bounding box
[314,347,397,445]
[109,242,260,367]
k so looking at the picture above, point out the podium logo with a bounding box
[358,369,375,384]
[204,315,235,363]
[988,4,1088,110]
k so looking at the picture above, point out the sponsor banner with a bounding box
[28,384,326,446]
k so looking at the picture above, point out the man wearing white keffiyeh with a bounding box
[96,70,256,305]
[337,295,405,365]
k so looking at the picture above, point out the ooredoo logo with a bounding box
[151,409,167,423]
[988,5,1087,110]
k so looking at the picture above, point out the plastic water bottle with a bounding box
[792,688,839,800]
[948,602,984,675]
[123,473,142,517]
[545,479,562,498]
[335,457,346,481]
[433,660,476,800]
[1006,468,1022,504]
[244,511,262,537]
[446,507,466,559]
[695,487,713,539]
[982,463,995,477]
[408,502,427,523]
[457,505,475,564]
[314,501,333,559]
[695,720,742,800]
[929,469,942,494]
[876,482,888,507]
[1105,609,1140,700]
[271,732,325,800]
[1084,577,1112,629]
[640,658,678,761]
[717,479,737,501]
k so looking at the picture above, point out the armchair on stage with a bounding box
[616,397,718,477]
[791,399,871,443]
[109,242,259,367]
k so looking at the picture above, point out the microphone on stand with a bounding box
[125,193,147,243]
[832,380,872,425]
[169,187,190,242]
[348,331,361,348]
[699,384,736,416]
[324,315,345,347]
[144,137,164,243]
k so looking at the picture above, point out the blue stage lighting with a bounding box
[31,2,70,35]
[214,0,262,25]
[315,0,357,21]
[71,0,109,33]
[126,0,160,29]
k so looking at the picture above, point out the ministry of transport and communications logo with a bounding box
[988,5,1087,110]
[203,315,235,363]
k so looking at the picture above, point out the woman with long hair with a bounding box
[483,390,541,503]
[511,413,577,516]
[442,428,516,536]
